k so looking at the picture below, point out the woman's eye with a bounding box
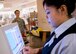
[47,12,50,14]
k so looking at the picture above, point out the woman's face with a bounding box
[44,5,63,28]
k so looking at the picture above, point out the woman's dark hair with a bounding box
[43,0,76,16]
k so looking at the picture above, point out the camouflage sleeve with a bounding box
[12,19,15,23]
[22,19,27,30]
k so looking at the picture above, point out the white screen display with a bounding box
[5,26,24,54]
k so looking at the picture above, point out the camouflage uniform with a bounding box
[12,18,26,35]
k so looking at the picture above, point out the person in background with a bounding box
[22,15,30,32]
[23,0,76,54]
[12,10,28,37]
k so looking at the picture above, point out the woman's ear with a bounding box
[58,5,68,15]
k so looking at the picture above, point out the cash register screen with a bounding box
[5,24,24,54]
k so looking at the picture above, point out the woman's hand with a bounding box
[23,46,34,54]
[23,46,40,54]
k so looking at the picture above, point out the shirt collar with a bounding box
[54,17,76,38]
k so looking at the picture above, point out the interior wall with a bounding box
[37,0,51,31]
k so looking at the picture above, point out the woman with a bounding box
[23,0,76,54]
